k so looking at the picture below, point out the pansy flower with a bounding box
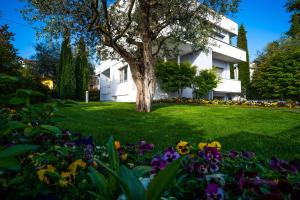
[162,147,180,163]
[36,164,56,184]
[138,140,154,155]
[205,183,224,200]
[176,140,191,155]
[68,159,86,176]
[151,156,168,174]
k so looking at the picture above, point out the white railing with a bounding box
[209,38,246,62]
[214,78,241,93]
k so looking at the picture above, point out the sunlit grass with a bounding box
[58,102,300,160]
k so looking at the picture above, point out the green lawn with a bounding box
[58,102,300,160]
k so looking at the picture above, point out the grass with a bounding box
[58,102,300,160]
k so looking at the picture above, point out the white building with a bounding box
[96,16,246,102]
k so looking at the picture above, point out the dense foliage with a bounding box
[251,39,300,101]
[32,42,60,81]
[193,69,219,98]
[0,24,20,75]
[75,37,89,101]
[155,61,196,97]
[237,25,250,96]
[59,35,76,99]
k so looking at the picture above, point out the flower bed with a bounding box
[1,74,299,199]
[153,98,300,109]
[1,128,299,199]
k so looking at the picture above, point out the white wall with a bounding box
[212,59,230,79]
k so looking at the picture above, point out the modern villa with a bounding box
[96,16,246,102]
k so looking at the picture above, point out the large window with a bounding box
[119,65,128,83]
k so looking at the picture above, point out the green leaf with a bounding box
[7,121,28,130]
[106,136,119,172]
[146,157,183,200]
[0,144,38,158]
[16,89,43,97]
[0,157,20,171]
[40,125,61,135]
[88,167,112,200]
[132,166,153,177]
[7,97,27,105]
[120,165,145,200]
[88,191,107,200]
[0,74,18,83]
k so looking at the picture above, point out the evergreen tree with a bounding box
[59,33,76,99]
[75,37,89,100]
[237,25,250,96]
[286,0,300,38]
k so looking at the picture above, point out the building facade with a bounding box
[96,16,246,102]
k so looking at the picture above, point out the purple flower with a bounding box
[162,147,180,163]
[242,151,255,160]
[205,147,222,161]
[269,157,297,175]
[228,150,239,159]
[84,144,94,161]
[151,156,168,174]
[75,136,94,147]
[138,140,154,155]
[210,163,219,173]
[205,183,224,200]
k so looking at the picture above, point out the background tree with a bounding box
[285,0,300,38]
[59,34,76,99]
[251,0,300,101]
[193,68,219,98]
[237,25,250,97]
[155,61,196,97]
[75,37,89,100]
[0,24,20,75]
[251,39,300,100]
[21,0,240,112]
[32,42,60,81]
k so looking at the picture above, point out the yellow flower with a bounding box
[59,179,69,187]
[176,141,190,155]
[198,142,209,150]
[36,165,56,184]
[68,159,86,176]
[121,153,128,160]
[208,141,221,150]
[114,141,121,150]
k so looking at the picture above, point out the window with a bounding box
[119,65,128,83]
[215,67,224,78]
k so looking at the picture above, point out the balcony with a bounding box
[209,38,246,63]
[214,78,241,93]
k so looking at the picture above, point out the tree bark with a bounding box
[128,48,155,111]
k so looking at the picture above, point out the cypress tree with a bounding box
[75,37,89,100]
[237,25,250,96]
[59,33,76,99]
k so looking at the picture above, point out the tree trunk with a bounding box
[128,38,155,112]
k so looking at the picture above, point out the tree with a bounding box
[251,39,300,100]
[75,37,89,100]
[59,34,76,99]
[21,0,240,112]
[193,68,219,98]
[32,42,60,81]
[155,61,196,97]
[285,0,300,38]
[237,24,250,97]
[0,24,20,75]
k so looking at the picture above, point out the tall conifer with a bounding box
[237,25,250,96]
[59,32,76,99]
[75,37,89,100]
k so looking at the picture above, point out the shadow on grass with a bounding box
[58,103,206,150]
[216,125,300,160]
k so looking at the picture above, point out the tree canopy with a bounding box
[155,61,196,97]
[21,0,240,112]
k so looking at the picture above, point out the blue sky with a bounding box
[0,0,291,62]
